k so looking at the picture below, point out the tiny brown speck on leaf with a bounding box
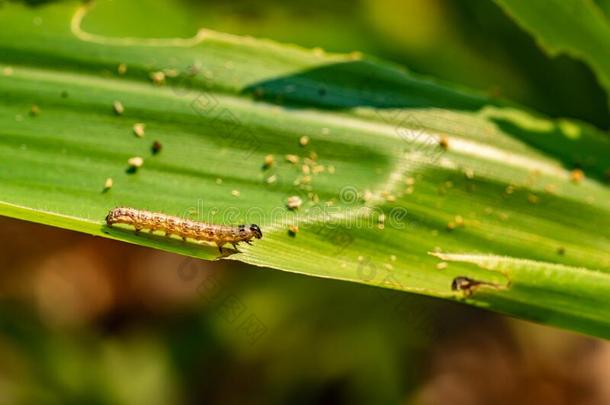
[570,168,584,184]
[133,123,145,137]
[287,196,303,210]
[113,101,124,115]
[528,194,540,204]
[285,154,299,164]
[447,215,465,230]
[454,215,464,226]
[149,71,166,85]
[263,154,274,169]
[103,177,113,191]
[127,156,143,168]
[439,135,449,150]
[164,68,178,78]
[151,140,162,155]
[544,184,557,194]
[29,104,40,116]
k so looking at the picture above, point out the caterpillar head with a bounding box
[249,224,263,239]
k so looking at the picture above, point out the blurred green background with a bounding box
[1,1,609,404]
[180,0,609,130]
[75,0,610,129]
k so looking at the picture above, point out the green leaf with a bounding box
[1,0,610,338]
[495,0,610,98]
[431,253,610,338]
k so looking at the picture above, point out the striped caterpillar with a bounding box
[105,207,262,252]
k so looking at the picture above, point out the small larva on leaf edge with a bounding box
[105,207,262,253]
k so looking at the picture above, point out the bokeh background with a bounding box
[1,0,610,404]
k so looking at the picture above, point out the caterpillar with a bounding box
[105,207,262,252]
